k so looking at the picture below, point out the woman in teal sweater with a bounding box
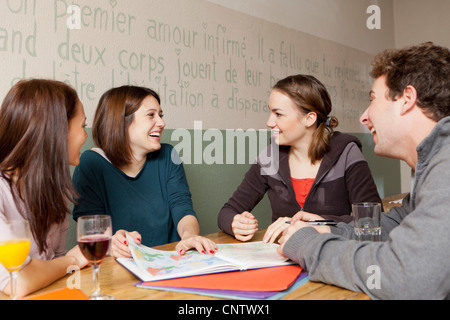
[72,86,216,258]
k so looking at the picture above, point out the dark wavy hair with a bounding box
[92,85,161,168]
[273,74,338,164]
[371,42,450,121]
[0,79,79,254]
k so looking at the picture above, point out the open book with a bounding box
[116,234,294,282]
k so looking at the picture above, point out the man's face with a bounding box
[360,75,403,159]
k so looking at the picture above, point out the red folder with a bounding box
[141,265,302,291]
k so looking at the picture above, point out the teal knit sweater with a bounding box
[72,144,196,247]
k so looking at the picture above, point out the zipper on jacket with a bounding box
[278,174,303,211]
[301,156,340,211]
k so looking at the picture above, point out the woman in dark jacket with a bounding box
[218,74,381,242]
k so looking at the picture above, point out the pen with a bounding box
[285,220,337,226]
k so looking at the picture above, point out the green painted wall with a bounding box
[352,133,401,198]
[66,129,400,249]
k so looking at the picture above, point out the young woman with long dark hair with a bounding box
[0,79,89,297]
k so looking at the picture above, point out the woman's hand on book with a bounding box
[176,236,217,256]
[263,217,291,244]
[176,215,217,255]
[111,229,142,258]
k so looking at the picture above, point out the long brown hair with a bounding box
[0,79,79,253]
[273,74,338,164]
[92,85,161,168]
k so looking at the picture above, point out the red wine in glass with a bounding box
[77,215,114,300]
[78,235,111,265]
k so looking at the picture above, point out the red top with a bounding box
[291,178,315,207]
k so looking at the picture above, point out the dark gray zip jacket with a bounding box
[218,132,381,236]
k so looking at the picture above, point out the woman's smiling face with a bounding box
[127,95,165,158]
[266,90,308,146]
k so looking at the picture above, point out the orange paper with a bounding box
[27,287,89,300]
[142,265,302,291]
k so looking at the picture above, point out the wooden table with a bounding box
[1,230,369,301]
[382,193,408,212]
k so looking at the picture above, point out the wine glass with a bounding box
[0,220,31,300]
[77,215,114,300]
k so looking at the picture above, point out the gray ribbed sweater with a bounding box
[283,116,450,300]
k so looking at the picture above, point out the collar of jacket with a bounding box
[275,131,362,185]
[416,116,450,169]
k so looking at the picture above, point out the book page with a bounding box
[126,234,232,280]
[215,241,293,269]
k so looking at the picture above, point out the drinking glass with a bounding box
[0,220,31,300]
[77,215,114,300]
[352,202,381,242]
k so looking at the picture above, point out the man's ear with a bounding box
[400,85,418,115]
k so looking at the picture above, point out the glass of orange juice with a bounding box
[0,220,31,300]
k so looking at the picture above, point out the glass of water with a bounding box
[352,202,381,242]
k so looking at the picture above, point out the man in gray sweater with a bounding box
[278,42,450,299]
